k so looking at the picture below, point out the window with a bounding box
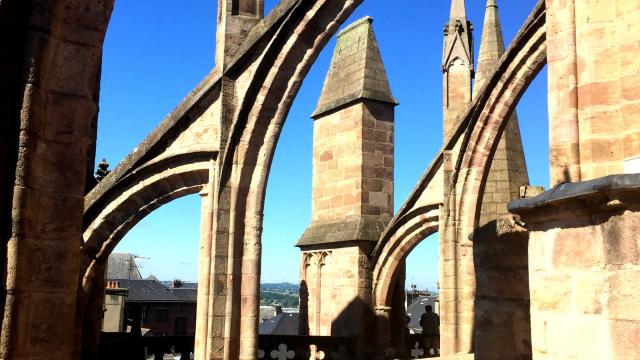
[156,308,168,322]
[175,317,187,335]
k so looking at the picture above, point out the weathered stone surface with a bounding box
[511,174,640,360]
[312,17,397,119]
[297,216,388,246]
[2,0,639,359]
[471,216,531,360]
[475,0,530,226]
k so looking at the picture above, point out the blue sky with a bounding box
[100,0,548,291]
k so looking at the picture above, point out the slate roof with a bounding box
[259,312,299,335]
[106,253,142,280]
[114,279,197,303]
[406,295,438,334]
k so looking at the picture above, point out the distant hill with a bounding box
[260,283,299,308]
[261,283,299,292]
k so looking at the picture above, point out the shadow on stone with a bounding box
[471,215,532,360]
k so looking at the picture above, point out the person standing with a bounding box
[419,305,440,357]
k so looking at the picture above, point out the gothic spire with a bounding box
[442,0,473,72]
[312,17,397,118]
[442,0,474,142]
[474,0,530,226]
[474,0,506,95]
[450,0,467,20]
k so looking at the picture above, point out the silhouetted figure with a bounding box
[419,305,439,357]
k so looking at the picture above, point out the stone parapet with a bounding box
[509,174,640,359]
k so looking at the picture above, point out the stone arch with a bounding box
[438,1,547,354]
[75,153,212,357]
[74,0,366,358]
[448,0,547,237]
[368,1,547,355]
[210,2,365,357]
[372,205,439,307]
[82,153,212,262]
[371,151,444,309]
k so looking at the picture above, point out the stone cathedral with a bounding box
[0,0,638,359]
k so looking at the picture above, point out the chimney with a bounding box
[172,279,183,288]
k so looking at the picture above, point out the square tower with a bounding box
[297,17,397,342]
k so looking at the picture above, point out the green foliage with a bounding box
[260,283,300,307]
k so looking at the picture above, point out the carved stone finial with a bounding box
[95,158,111,181]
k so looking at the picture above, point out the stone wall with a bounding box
[300,247,373,339]
[312,101,394,222]
[510,175,640,359]
[547,0,640,184]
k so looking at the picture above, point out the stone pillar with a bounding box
[374,306,393,357]
[389,263,408,358]
[206,1,266,355]
[0,0,24,338]
[196,183,214,358]
[546,0,640,184]
[0,2,113,359]
[440,3,476,350]
[509,174,640,359]
[471,216,531,360]
[296,17,397,358]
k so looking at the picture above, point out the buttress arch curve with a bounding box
[448,0,547,238]
[371,0,546,316]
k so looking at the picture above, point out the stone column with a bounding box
[215,0,264,68]
[0,2,113,359]
[374,306,393,357]
[196,181,214,358]
[471,216,531,360]
[389,263,408,358]
[546,0,640,184]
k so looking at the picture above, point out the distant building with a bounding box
[259,306,299,335]
[405,286,434,307]
[106,253,143,280]
[117,279,197,336]
[102,253,197,336]
[102,281,128,332]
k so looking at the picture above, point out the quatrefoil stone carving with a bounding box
[271,343,295,360]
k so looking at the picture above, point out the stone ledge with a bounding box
[469,215,527,242]
[312,94,398,120]
[508,174,640,217]
[296,216,388,247]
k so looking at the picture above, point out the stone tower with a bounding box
[442,0,474,142]
[297,16,397,341]
[474,0,529,224]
